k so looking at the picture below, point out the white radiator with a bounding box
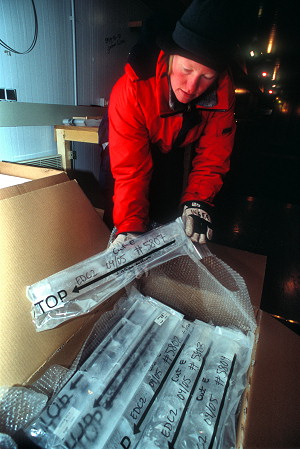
[17,154,63,170]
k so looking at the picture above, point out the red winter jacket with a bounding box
[108,50,236,234]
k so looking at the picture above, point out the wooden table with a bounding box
[54,125,99,170]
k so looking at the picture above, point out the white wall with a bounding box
[0,0,74,104]
[0,0,74,162]
[75,0,150,103]
[73,0,151,177]
[0,0,151,173]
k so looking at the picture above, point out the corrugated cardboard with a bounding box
[142,241,299,447]
[208,243,300,448]
[0,171,114,386]
[242,310,300,448]
[0,162,299,446]
[0,161,69,200]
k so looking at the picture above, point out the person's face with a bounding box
[170,55,218,103]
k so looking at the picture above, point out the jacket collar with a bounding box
[125,50,233,117]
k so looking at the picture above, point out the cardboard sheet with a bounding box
[207,244,300,447]
[0,173,29,188]
[243,311,300,448]
[0,162,69,200]
[0,161,298,447]
[0,180,111,386]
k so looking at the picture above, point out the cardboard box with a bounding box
[0,163,117,386]
[0,161,70,200]
[0,163,299,446]
[241,310,300,448]
[208,243,300,448]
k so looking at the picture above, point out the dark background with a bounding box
[84,0,299,334]
[139,0,300,334]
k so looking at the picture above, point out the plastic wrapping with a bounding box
[129,322,253,449]
[29,365,75,398]
[25,289,184,448]
[19,219,257,448]
[0,303,130,439]
[62,118,101,127]
[0,386,48,435]
[138,247,257,333]
[25,289,254,449]
[0,433,17,449]
[0,365,81,438]
[26,220,195,332]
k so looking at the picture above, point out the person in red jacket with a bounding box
[108,0,240,245]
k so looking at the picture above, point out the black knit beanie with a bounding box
[159,0,241,72]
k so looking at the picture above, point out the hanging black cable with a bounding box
[0,0,38,54]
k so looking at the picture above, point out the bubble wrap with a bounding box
[30,365,74,398]
[0,387,48,434]
[0,433,17,449]
[138,254,256,333]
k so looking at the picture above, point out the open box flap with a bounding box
[0,162,69,200]
[0,161,63,179]
[244,310,300,448]
[208,243,300,446]
[0,180,111,386]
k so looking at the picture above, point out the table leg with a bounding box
[55,128,72,170]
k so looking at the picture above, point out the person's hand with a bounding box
[182,201,213,243]
[110,232,140,247]
[110,232,149,278]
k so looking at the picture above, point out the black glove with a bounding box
[182,201,213,243]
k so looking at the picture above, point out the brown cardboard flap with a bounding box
[243,311,300,448]
[0,161,64,179]
[0,162,69,200]
[0,172,69,200]
[0,180,110,386]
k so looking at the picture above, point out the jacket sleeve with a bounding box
[181,96,236,205]
[108,75,153,234]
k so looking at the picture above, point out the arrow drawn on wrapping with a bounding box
[72,239,176,293]
[69,373,84,390]
[93,322,156,408]
[84,317,129,370]
[104,330,156,410]
[133,331,191,435]
[207,353,237,449]
[168,344,212,449]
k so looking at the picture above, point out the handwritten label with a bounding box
[54,406,81,438]
[129,396,147,421]
[34,290,67,314]
[28,221,190,331]
[155,311,169,326]
[105,33,125,53]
